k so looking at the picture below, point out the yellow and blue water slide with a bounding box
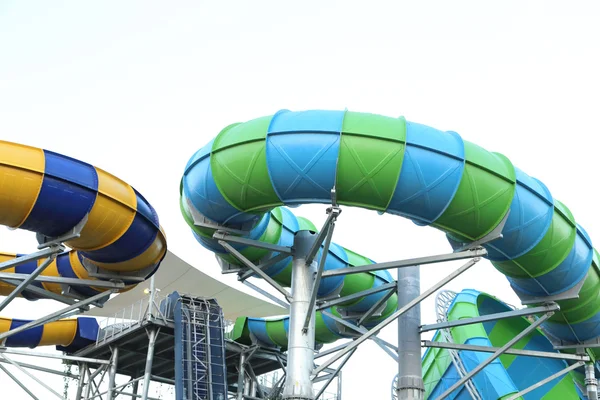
[0,140,166,351]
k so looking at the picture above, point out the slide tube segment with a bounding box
[0,140,167,350]
[181,109,597,350]
[422,289,583,399]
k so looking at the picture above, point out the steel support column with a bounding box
[283,230,318,399]
[396,266,424,400]
[141,328,158,400]
[107,347,119,400]
[237,351,246,400]
[587,362,599,400]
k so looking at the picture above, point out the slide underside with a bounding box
[0,140,167,349]
[423,289,586,399]
[180,109,598,352]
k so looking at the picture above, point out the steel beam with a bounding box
[321,248,487,278]
[242,279,290,310]
[0,272,125,289]
[0,246,63,272]
[0,346,111,365]
[506,361,584,400]
[0,363,40,400]
[321,311,398,362]
[315,348,356,399]
[420,303,560,332]
[423,341,590,361]
[305,208,340,265]
[219,240,291,300]
[313,257,480,376]
[0,290,113,342]
[357,287,396,326]
[238,252,290,281]
[214,232,293,254]
[303,215,337,333]
[0,254,56,312]
[436,312,553,400]
[0,354,63,399]
[0,356,79,378]
[317,281,396,311]
[0,277,83,307]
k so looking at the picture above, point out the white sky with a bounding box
[1,1,599,399]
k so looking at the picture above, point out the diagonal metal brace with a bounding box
[214,231,293,254]
[219,240,291,300]
[302,211,339,333]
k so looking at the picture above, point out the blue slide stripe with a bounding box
[20,150,98,237]
[266,109,344,204]
[82,191,160,263]
[6,319,43,347]
[387,122,465,225]
[485,169,554,261]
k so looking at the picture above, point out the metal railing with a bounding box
[96,292,173,344]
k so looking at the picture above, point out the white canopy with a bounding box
[84,250,287,321]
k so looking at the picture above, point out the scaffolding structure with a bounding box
[208,194,600,400]
[1,200,599,399]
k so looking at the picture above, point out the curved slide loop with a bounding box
[181,109,597,349]
[423,289,585,399]
[0,140,167,349]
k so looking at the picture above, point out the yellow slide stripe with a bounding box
[0,141,44,228]
[39,319,78,347]
[67,167,137,251]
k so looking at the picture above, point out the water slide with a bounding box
[180,109,598,386]
[0,140,167,350]
[422,289,591,399]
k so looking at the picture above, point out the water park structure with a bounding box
[0,108,599,399]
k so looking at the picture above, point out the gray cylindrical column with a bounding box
[107,346,119,400]
[586,362,598,400]
[75,363,85,400]
[237,352,246,400]
[283,230,318,400]
[397,266,424,400]
[142,328,158,400]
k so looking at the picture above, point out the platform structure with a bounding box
[208,195,600,400]
[59,286,342,400]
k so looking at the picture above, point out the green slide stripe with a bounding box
[493,200,577,278]
[337,112,406,211]
[211,116,282,212]
[434,142,516,241]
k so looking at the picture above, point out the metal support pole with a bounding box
[75,364,86,400]
[283,230,318,400]
[237,352,246,400]
[0,354,63,399]
[337,370,342,400]
[147,276,156,320]
[315,348,356,399]
[587,362,599,400]
[437,312,553,400]
[0,363,40,400]
[131,379,139,400]
[142,328,158,400]
[314,257,480,376]
[396,266,424,400]
[107,346,119,400]
[0,253,56,312]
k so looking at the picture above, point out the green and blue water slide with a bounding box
[180,110,598,398]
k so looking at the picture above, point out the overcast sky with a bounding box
[1,1,599,399]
